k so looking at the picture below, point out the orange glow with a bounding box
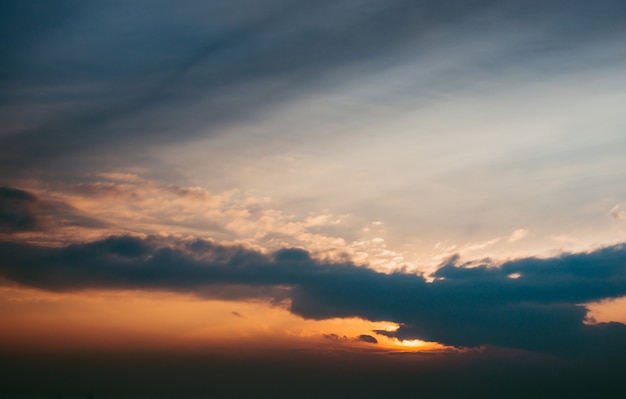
[0,285,449,353]
[585,296,626,325]
[374,336,451,352]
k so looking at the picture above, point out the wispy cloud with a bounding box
[508,228,528,243]
[2,0,625,180]
[0,0,505,176]
[611,204,626,221]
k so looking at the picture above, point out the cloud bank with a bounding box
[1,233,625,357]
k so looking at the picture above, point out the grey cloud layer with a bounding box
[1,233,626,357]
[0,0,488,171]
[2,0,625,178]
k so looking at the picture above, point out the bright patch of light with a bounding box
[399,339,426,347]
[380,324,400,332]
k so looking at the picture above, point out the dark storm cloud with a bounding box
[0,186,105,233]
[2,234,626,357]
[2,0,625,177]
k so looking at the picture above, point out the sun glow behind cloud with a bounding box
[0,285,449,354]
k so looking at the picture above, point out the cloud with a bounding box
[28,176,399,266]
[0,186,40,232]
[551,234,577,244]
[0,186,105,233]
[358,334,378,344]
[507,228,528,243]
[0,0,497,175]
[3,0,625,179]
[322,333,342,341]
[1,234,626,357]
[610,204,626,221]
[460,237,501,253]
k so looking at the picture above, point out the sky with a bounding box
[2,1,626,397]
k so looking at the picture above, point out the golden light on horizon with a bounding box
[0,285,450,354]
[8,283,626,355]
[376,336,451,352]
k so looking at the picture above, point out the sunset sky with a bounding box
[2,1,626,397]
